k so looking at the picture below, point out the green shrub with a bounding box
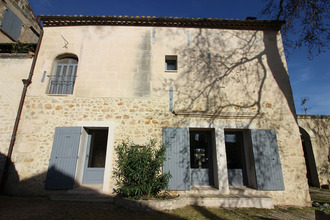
[11,42,35,53]
[114,139,171,200]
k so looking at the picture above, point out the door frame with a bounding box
[224,130,249,186]
[189,129,215,186]
[82,128,109,184]
[75,121,115,194]
[185,122,256,194]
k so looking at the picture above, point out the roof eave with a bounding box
[39,15,285,30]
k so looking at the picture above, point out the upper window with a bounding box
[1,8,23,41]
[48,57,78,94]
[165,55,177,71]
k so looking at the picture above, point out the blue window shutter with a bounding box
[163,127,191,190]
[49,58,78,94]
[45,127,81,190]
[250,129,285,190]
[1,8,22,41]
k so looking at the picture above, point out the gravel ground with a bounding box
[0,187,329,220]
[0,196,178,220]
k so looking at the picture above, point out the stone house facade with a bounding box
[8,15,311,206]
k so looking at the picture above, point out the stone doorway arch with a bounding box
[300,127,320,187]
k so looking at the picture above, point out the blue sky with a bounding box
[28,0,329,115]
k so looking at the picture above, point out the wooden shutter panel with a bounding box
[250,129,285,190]
[0,8,23,41]
[49,60,77,94]
[45,127,81,190]
[163,127,191,190]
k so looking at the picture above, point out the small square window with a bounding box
[165,55,177,71]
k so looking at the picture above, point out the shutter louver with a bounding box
[250,129,285,190]
[45,127,81,190]
[163,127,191,190]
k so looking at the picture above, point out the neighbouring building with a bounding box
[4,15,313,206]
[0,0,41,187]
[0,0,40,43]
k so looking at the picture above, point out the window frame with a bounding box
[165,55,178,72]
[48,56,78,95]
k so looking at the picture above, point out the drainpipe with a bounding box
[0,19,44,193]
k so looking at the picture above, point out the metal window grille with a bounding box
[48,58,78,94]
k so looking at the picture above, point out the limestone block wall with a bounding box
[12,95,310,206]
[0,54,33,156]
[10,25,310,206]
[298,115,330,186]
[0,54,33,188]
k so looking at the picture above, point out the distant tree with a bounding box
[261,0,329,59]
[301,97,310,114]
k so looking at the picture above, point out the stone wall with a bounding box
[298,115,330,186]
[0,54,33,188]
[0,54,33,156]
[12,95,310,206]
[11,25,311,206]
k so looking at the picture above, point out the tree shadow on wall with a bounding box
[153,27,310,206]
[156,28,296,127]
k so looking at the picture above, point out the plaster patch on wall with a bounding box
[133,31,151,97]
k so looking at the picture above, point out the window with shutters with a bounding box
[0,7,23,41]
[48,57,78,94]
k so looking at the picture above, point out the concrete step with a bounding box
[49,185,274,209]
[187,186,223,195]
[68,188,103,195]
[185,186,273,209]
[188,186,268,196]
[49,194,114,203]
[67,185,104,195]
[186,194,274,209]
[229,186,269,196]
[187,195,274,209]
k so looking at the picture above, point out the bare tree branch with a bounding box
[261,0,329,59]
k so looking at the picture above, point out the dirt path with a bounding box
[1,187,329,220]
[310,187,330,201]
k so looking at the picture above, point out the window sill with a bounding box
[46,94,73,96]
[165,70,178,73]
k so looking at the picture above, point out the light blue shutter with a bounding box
[67,64,77,94]
[163,127,191,190]
[45,127,81,190]
[0,8,23,41]
[49,59,77,94]
[250,129,285,190]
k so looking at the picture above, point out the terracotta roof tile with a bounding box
[39,15,284,30]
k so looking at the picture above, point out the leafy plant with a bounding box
[114,139,171,200]
[11,42,35,53]
[313,202,330,214]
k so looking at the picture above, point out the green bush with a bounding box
[11,42,35,53]
[114,139,171,200]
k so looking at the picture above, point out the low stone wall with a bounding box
[298,115,330,186]
[113,194,274,211]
